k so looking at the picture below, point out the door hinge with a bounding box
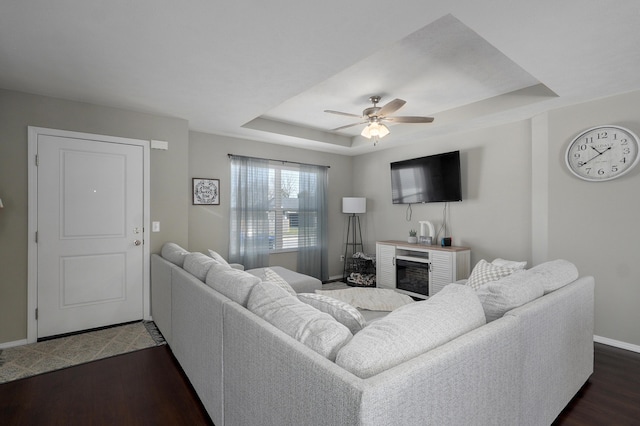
[35,308,38,320]
[35,154,39,166]
[35,231,38,243]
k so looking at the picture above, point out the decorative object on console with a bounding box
[408,229,417,244]
[192,178,220,205]
[343,197,366,282]
[418,220,435,245]
[441,237,451,247]
[565,125,639,181]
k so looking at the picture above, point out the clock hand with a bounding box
[591,146,604,155]
[580,146,611,167]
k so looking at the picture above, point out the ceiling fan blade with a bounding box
[332,121,368,131]
[377,98,406,117]
[385,116,434,123]
[324,109,362,118]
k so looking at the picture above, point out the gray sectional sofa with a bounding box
[151,243,594,426]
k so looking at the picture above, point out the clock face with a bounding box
[565,125,640,181]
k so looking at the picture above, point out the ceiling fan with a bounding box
[324,96,434,145]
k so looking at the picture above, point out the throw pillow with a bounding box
[492,258,527,270]
[183,252,217,281]
[528,259,578,294]
[335,284,485,378]
[264,267,297,296]
[466,259,517,290]
[298,293,367,334]
[207,249,231,268]
[161,242,189,267]
[248,282,352,361]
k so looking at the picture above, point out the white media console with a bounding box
[376,241,471,299]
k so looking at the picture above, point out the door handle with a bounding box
[134,240,142,246]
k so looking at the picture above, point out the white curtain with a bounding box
[297,164,329,281]
[229,156,270,269]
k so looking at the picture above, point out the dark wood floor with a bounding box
[1,342,639,425]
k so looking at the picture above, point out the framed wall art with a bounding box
[192,178,220,205]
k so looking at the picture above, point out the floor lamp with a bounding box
[343,197,366,281]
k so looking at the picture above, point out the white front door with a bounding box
[35,133,145,338]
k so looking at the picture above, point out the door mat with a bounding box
[0,321,166,384]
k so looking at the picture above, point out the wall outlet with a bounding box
[340,254,345,262]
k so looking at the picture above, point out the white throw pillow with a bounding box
[264,267,297,296]
[492,258,527,270]
[248,282,352,361]
[207,249,231,268]
[475,270,545,322]
[335,284,485,378]
[298,293,367,334]
[529,259,578,294]
[466,259,517,289]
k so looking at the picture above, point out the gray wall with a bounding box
[542,91,640,347]
[0,89,189,344]
[352,120,533,267]
[188,131,353,276]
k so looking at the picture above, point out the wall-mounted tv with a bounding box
[390,150,462,204]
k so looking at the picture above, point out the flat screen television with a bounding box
[390,150,462,204]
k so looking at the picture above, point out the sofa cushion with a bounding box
[248,282,352,361]
[205,264,261,307]
[475,270,545,322]
[466,259,518,289]
[298,293,367,335]
[264,267,297,296]
[492,258,527,270]
[207,249,231,268]
[335,284,485,378]
[247,266,322,293]
[529,259,578,294]
[161,242,189,267]
[183,252,217,281]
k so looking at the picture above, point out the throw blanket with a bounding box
[315,288,414,311]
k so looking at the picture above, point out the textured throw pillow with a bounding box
[298,293,367,334]
[492,258,527,270]
[466,259,517,289]
[183,252,217,281]
[264,267,297,296]
[335,284,485,378]
[248,282,352,361]
[207,249,231,268]
[161,243,189,267]
[205,264,261,307]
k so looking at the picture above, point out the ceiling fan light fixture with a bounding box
[361,122,390,139]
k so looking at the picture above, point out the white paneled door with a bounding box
[36,133,145,338]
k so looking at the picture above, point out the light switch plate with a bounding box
[152,221,160,232]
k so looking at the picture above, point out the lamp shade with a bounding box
[342,197,366,214]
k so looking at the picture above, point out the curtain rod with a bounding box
[227,154,330,169]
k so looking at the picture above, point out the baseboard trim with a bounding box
[594,335,640,353]
[0,339,28,349]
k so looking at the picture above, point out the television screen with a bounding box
[390,151,462,204]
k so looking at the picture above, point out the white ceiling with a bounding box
[2,1,640,155]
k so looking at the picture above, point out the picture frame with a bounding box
[192,178,220,205]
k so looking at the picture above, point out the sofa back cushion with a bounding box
[335,284,485,379]
[248,282,352,361]
[530,259,578,294]
[183,252,217,281]
[205,264,261,307]
[161,242,189,267]
[476,270,544,322]
[298,293,367,335]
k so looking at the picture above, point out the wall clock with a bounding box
[565,125,640,181]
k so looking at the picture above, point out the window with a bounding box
[268,162,316,252]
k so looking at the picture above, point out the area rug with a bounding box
[0,321,166,384]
